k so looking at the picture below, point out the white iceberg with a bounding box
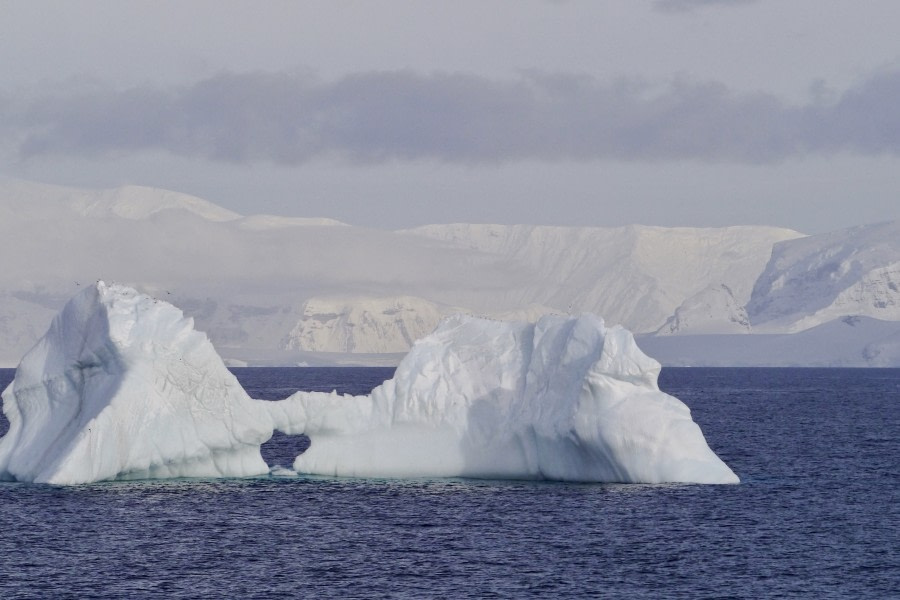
[270,314,739,484]
[0,282,274,484]
[0,283,738,485]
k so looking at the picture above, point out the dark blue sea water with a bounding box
[0,367,897,599]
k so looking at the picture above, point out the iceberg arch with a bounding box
[0,283,738,485]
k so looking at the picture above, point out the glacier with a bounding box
[0,282,738,485]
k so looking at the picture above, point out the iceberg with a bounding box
[270,314,738,484]
[0,282,274,484]
[0,282,738,485]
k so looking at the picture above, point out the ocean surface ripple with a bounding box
[0,367,897,599]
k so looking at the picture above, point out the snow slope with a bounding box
[747,221,900,332]
[0,178,240,222]
[0,283,738,485]
[656,284,751,335]
[405,223,802,333]
[236,214,347,229]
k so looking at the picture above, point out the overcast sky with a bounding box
[2,0,900,233]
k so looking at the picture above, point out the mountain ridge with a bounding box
[2,178,900,366]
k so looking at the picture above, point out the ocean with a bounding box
[0,367,897,599]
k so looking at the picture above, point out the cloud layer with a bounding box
[653,0,758,13]
[4,68,900,166]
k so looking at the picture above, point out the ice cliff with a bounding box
[0,283,738,485]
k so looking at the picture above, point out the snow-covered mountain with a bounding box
[747,221,900,332]
[2,178,900,366]
[0,178,240,222]
[403,223,802,333]
[655,284,751,335]
[0,179,512,363]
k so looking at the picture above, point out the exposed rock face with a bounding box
[283,296,451,353]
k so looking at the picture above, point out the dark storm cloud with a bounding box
[3,68,900,165]
[653,0,759,13]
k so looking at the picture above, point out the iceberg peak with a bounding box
[0,281,273,484]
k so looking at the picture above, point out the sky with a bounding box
[2,0,900,233]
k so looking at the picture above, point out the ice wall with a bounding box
[0,283,738,485]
